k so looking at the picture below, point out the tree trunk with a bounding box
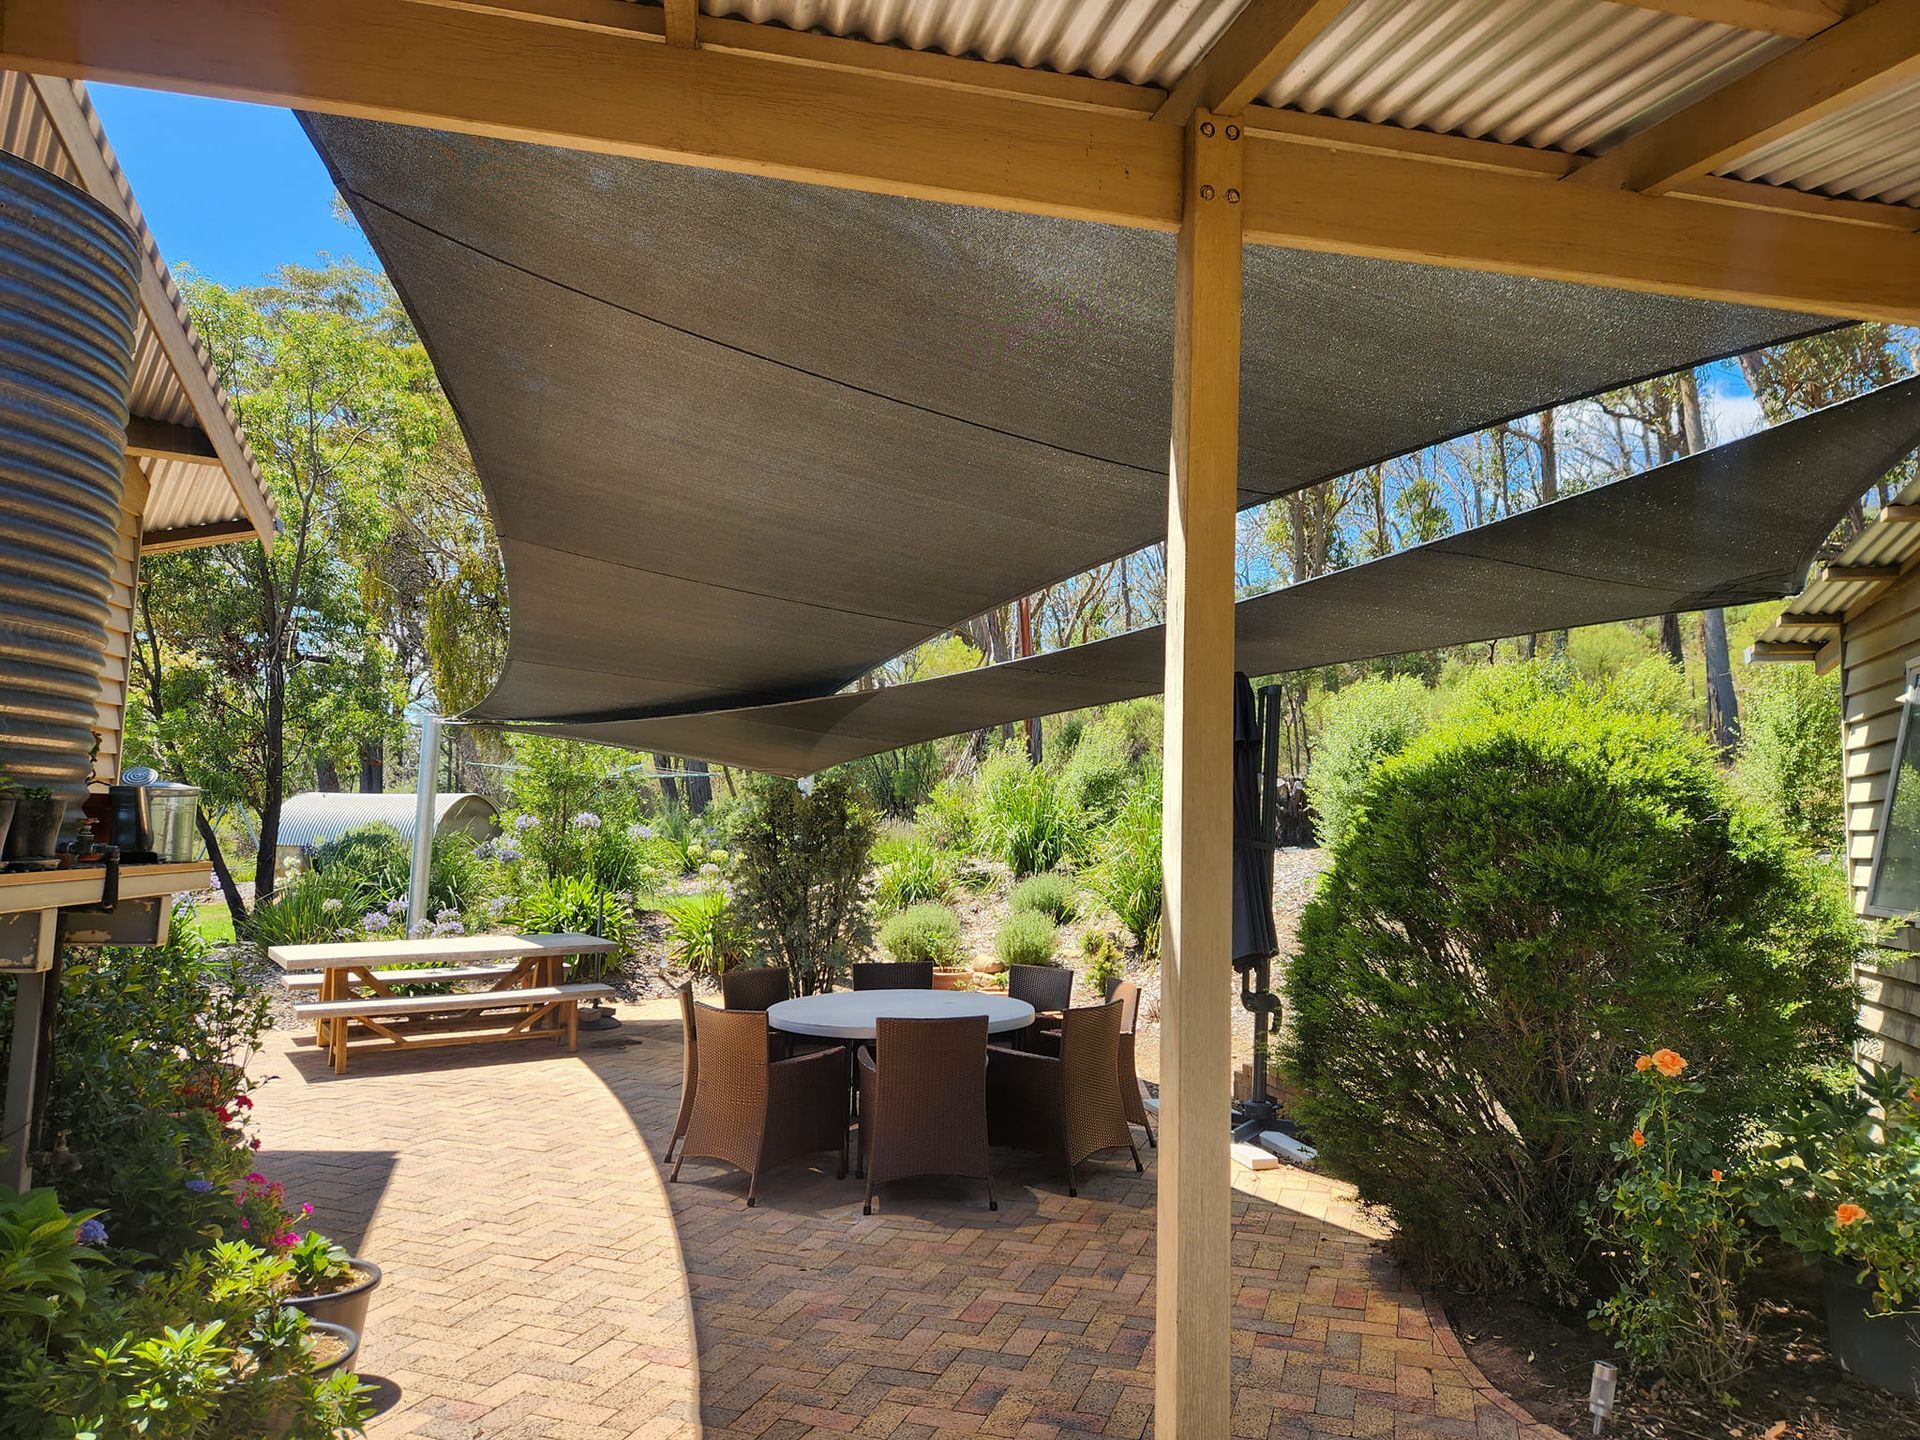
[200,809,250,931]
[652,754,681,807]
[358,738,383,793]
[683,759,713,815]
[1659,613,1685,667]
[254,674,285,900]
[315,755,340,791]
[1703,608,1739,753]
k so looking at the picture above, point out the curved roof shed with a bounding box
[275,792,498,857]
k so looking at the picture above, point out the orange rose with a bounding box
[1711,1170,1723,1182]
[1836,1203,1868,1227]
[1634,1055,1653,1073]
[1651,1049,1687,1078]
[1631,1129,1647,1149]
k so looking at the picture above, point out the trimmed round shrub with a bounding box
[1284,695,1859,1300]
[879,903,963,966]
[1010,871,1078,924]
[1306,676,1429,851]
[994,910,1058,967]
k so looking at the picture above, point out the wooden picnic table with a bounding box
[269,932,620,1073]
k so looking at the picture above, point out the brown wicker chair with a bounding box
[721,965,790,1011]
[851,960,934,991]
[1007,963,1073,1047]
[666,981,697,1163]
[855,1015,994,1215]
[671,1003,847,1205]
[987,998,1140,1196]
[1105,978,1154,1147]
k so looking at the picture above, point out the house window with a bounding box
[1868,662,1920,918]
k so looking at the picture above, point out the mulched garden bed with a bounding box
[1446,1264,1920,1440]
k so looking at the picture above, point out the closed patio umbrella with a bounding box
[1232,673,1284,1141]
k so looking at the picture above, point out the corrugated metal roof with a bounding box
[0,73,274,545]
[1755,474,1920,652]
[1261,0,1792,154]
[703,0,1793,154]
[275,792,499,853]
[1720,74,1920,208]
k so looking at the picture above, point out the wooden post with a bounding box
[1157,109,1243,1440]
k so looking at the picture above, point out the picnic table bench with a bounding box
[268,932,620,1073]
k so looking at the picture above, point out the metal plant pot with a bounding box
[4,792,65,860]
[285,1259,383,1343]
[1824,1260,1920,1397]
[0,795,15,857]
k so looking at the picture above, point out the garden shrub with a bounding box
[245,867,371,947]
[914,777,976,853]
[658,888,747,977]
[309,822,493,917]
[878,904,963,966]
[1010,871,1078,924]
[1057,725,1131,825]
[873,836,957,911]
[731,772,876,994]
[512,873,636,950]
[1284,695,1859,1299]
[1306,675,1429,850]
[839,741,943,818]
[1735,662,1843,853]
[994,910,1057,967]
[975,749,1081,876]
[1091,773,1162,956]
[1081,929,1126,995]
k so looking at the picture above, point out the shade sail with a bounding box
[302,114,1838,730]
[536,377,1920,774]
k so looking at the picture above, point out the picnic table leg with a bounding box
[314,969,338,1050]
[566,998,578,1052]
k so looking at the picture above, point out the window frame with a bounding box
[1865,655,1920,920]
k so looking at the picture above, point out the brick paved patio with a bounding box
[249,998,1554,1440]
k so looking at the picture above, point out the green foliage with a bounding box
[1010,871,1079,924]
[503,735,640,881]
[308,823,492,916]
[974,749,1081,877]
[1080,930,1126,995]
[913,778,976,853]
[1056,725,1132,826]
[1735,662,1843,853]
[0,1188,102,1336]
[1306,676,1429,850]
[1746,1064,1920,1314]
[1588,1057,1757,1395]
[658,889,747,979]
[730,774,877,995]
[511,874,635,949]
[878,905,963,966]
[994,910,1057,968]
[873,836,957,911]
[283,1231,355,1297]
[244,867,371,948]
[1090,773,1162,956]
[838,742,943,819]
[1285,693,1860,1299]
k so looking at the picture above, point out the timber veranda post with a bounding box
[1158,109,1243,1440]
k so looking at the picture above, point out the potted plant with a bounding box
[4,784,66,862]
[281,1229,384,1342]
[1748,1067,1920,1396]
[0,773,14,856]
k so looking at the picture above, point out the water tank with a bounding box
[0,150,139,821]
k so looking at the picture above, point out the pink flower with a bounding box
[239,1218,250,1230]
[235,1095,253,1110]
[245,1172,266,1185]
[249,1138,261,1151]
[275,1232,299,1248]
[300,1203,314,1217]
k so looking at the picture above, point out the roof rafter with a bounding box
[1571,0,1920,193]
[1152,0,1350,125]
[4,0,1918,322]
[1616,0,1853,38]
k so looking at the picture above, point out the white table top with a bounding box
[267,931,618,971]
[767,989,1035,1040]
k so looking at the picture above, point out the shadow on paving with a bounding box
[569,1008,1528,1440]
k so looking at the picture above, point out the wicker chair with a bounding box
[1007,963,1073,1047]
[670,1003,847,1205]
[855,1015,995,1215]
[721,966,790,1011]
[987,998,1140,1196]
[1105,978,1154,1146]
[666,981,698,1163]
[851,960,934,991]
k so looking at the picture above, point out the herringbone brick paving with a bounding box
[248,1000,1557,1440]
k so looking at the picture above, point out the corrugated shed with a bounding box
[1720,74,1920,208]
[0,72,274,545]
[275,792,500,854]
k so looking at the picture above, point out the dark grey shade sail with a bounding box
[301,114,1839,729]
[535,377,1920,774]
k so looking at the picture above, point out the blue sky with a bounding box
[90,86,373,286]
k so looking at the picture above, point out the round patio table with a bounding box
[767,989,1034,1040]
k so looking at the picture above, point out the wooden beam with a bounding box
[8,0,1920,321]
[1824,562,1905,581]
[125,416,217,463]
[1159,109,1240,1440]
[1240,136,1920,322]
[1616,0,1852,38]
[1775,610,1848,627]
[139,517,261,552]
[662,0,696,49]
[26,76,277,547]
[1154,0,1350,125]
[1883,503,1920,521]
[1571,0,1920,194]
[1749,639,1830,660]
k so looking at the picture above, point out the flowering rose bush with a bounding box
[1747,1064,1920,1314]
[1589,1050,1758,1396]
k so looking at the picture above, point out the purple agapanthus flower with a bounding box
[513,813,538,834]
[627,822,652,842]
[493,841,522,863]
[386,896,410,916]
[74,1219,107,1246]
[572,811,601,831]
[363,911,390,933]
[184,1178,215,1194]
